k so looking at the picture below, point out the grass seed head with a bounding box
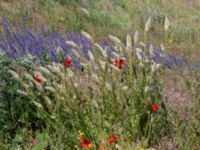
[164,17,170,31]
[109,34,122,45]
[24,73,34,82]
[44,96,52,108]
[134,31,139,44]
[33,101,44,111]
[45,86,56,93]
[145,16,152,32]
[80,7,90,17]
[88,50,95,62]
[8,70,20,81]
[66,40,78,48]
[81,31,93,42]
[149,45,154,57]
[126,34,132,49]
[40,66,51,76]
[16,90,28,96]
[136,48,143,60]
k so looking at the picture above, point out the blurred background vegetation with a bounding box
[1,1,200,149]
[1,0,200,62]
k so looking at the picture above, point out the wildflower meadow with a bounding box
[0,0,200,150]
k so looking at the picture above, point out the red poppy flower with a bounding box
[114,58,124,69]
[35,74,42,83]
[80,137,92,149]
[151,104,159,112]
[64,57,72,68]
[108,135,117,144]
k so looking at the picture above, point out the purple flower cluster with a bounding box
[0,17,185,68]
[149,48,185,68]
[0,17,93,62]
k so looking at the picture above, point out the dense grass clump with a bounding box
[5,31,171,149]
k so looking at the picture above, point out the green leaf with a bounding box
[32,132,48,150]
[32,141,48,150]
[12,134,23,143]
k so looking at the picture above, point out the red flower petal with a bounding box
[35,74,42,83]
[108,135,117,144]
[114,58,124,69]
[80,137,92,149]
[151,104,159,112]
[64,57,72,68]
